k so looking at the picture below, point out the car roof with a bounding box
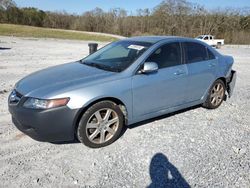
[122,36,188,44]
[121,36,220,55]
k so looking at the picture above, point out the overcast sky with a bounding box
[14,0,250,14]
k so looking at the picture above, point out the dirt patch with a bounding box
[0,66,7,69]
[0,89,8,94]
[14,133,26,140]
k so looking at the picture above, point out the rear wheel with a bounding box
[203,79,226,109]
[77,101,124,148]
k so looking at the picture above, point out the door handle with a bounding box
[174,70,185,75]
[209,63,216,67]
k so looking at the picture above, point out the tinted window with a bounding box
[184,42,208,63]
[146,42,181,69]
[207,48,215,60]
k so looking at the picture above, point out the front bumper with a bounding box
[8,95,79,142]
[226,70,237,98]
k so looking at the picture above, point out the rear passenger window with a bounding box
[207,48,215,60]
[146,42,181,69]
[184,42,208,63]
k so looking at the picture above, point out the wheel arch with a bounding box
[202,76,227,102]
[217,77,227,86]
[73,97,128,139]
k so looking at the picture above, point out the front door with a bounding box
[132,42,188,117]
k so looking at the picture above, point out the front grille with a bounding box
[15,90,23,98]
[9,90,23,104]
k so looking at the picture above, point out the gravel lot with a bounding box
[0,36,249,188]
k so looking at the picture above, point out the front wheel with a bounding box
[203,79,226,109]
[77,101,124,148]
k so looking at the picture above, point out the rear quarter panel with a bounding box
[217,55,234,79]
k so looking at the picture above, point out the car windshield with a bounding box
[81,40,152,72]
[196,36,204,39]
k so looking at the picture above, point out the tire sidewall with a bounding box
[77,101,124,148]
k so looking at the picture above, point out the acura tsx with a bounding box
[8,36,236,148]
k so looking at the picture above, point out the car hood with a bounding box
[15,62,115,97]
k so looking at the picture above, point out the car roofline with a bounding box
[121,36,191,45]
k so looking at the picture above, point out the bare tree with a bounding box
[0,0,249,44]
[0,0,16,10]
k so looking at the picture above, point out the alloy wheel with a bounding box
[86,108,119,144]
[210,82,224,107]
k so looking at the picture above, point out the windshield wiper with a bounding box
[82,61,113,71]
[80,60,122,72]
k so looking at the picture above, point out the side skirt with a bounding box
[127,99,203,126]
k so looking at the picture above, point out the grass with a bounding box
[0,24,118,42]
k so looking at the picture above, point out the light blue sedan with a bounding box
[8,36,236,148]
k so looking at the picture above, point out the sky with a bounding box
[14,0,250,14]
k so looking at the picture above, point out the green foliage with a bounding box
[0,24,118,41]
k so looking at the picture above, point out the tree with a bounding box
[0,0,249,44]
[0,0,16,10]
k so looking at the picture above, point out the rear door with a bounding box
[132,42,188,117]
[183,42,217,102]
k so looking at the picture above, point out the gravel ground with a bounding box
[0,36,249,188]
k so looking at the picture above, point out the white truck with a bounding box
[196,35,224,49]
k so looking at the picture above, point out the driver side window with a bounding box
[145,42,181,69]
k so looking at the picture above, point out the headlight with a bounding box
[23,97,70,109]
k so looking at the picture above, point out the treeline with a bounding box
[0,0,250,44]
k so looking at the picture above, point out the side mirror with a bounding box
[140,62,158,74]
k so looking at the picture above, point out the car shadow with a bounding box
[129,105,201,129]
[0,47,11,50]
[148,153,190,188]
[50,139,80,145]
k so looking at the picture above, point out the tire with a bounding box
[203,79,226,109]
[77,101,124,148]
